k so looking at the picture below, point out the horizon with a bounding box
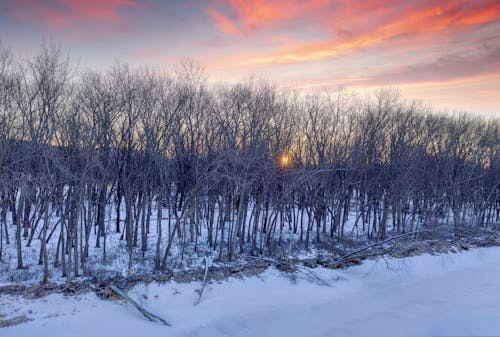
[1,0,499,116]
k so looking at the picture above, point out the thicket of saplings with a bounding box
[0,43,498,284]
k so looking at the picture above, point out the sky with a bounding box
[0,0,499,116]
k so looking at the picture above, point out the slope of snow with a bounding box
[2,247,500,337]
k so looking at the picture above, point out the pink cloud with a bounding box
[9,0,145,29]
[207,8,243,36]
[207,0,500,66]
[207,0,331,35]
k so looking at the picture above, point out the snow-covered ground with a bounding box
[2,246,500,337]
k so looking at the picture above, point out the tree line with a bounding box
[0,42,498,283]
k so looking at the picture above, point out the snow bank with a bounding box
[2,247,500,337]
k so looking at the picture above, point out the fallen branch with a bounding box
[109,285,170,326]
[334,228,439,266]
[0,315,31,328]
[194,257,209,306]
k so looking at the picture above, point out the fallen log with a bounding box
[109,285,170,326]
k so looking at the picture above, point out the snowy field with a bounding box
[2,246,500,337]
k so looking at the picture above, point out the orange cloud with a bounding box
[457,2,500,24]
[209,0,500,65]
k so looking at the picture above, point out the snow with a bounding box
[2,246,500,337]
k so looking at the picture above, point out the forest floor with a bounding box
[1,225,499,299]
[1,239,500,337]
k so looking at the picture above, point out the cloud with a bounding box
[207,0,331,35]
[207,0,500,66]
[366,46,500,85]
[207,8,242,35]
[287,46,500,90]
[8,0,145,29]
